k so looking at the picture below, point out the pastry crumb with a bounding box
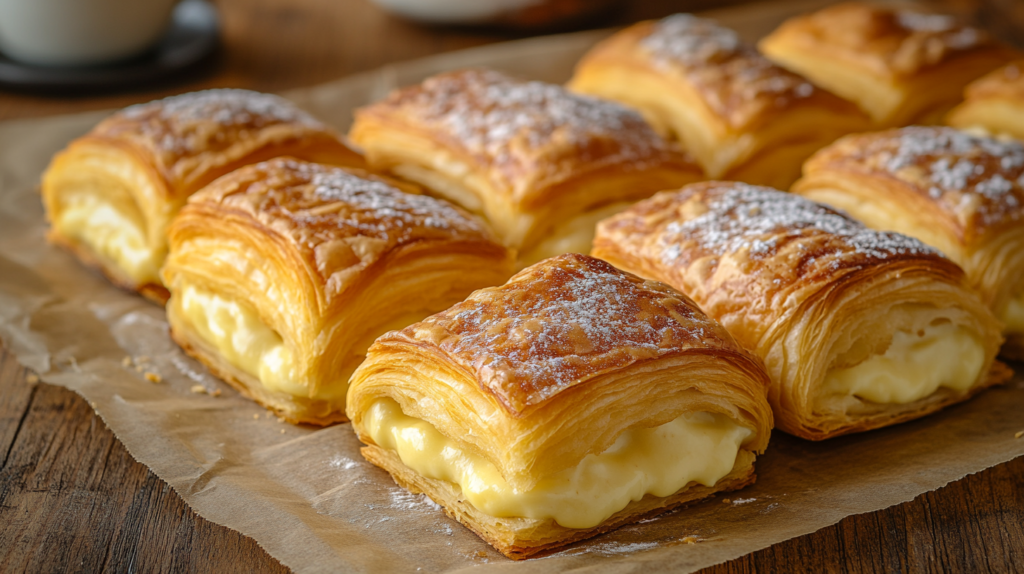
[25,373,39,384]
[211,389,222,397]
[1015,430,1023,439]
[277,416,285,423]
[721,498,731,504]
[121,356,132,367]
[476,551,487,557]
[253,413,260,420]
[144,372,162,383]
[190,385,208,394]
[280,429,286,434]
[681,536,698,544]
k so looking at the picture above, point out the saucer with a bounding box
[0,0,219,92]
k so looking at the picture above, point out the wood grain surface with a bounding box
[0,0,1022,572]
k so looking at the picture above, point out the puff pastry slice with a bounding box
[592,182,1007,440]
[41,89,365,302]
[946,60,1024,141]
[163,158,513,425]
[794,126,1024,358]
[759,2,1018,127]
[568,14,869,188]
[349,69,703,267]
[347,253,772,558]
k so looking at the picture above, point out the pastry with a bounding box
[946,60,1024,141]
[794,126,1024,358]
[347,253,772,558]
[759,2,1017,127]
[348,69,703,267]
[592,182,1007,440]
[162,158,514,425]
[41,89,365,302]
[568,14,869,188]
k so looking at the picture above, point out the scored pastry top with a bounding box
[354,69,692,201]
[179,158,503,301]
[85,89,354,196]
[764,2,998,78]
[804,127,1024,237]
[379,253,750,416]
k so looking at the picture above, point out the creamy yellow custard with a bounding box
[58,194,161,285]
[519,202,633,268]
[365,398,751,529]
[1000,292,1024,334]
[824,322,984,404]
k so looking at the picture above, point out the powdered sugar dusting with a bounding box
[381,69,670,172]
[639,15,818,125]
[410,254,724,413]
[659,183,936,265]
[855,127,1024,227]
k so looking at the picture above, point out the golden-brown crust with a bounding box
[41,89,366,298]
[592,182,1006,439]
[378,253,753,416]
[763,2,1001,80]
[352,69,692,207]
[349,69,702,253]
[567,15,868,185]
[797,127,1024,250]
[759,2,1018,126]
[360,444,756,560]
[574,16,858,133]
[946,60,1024,140]
[164,158,515,424]
[86,89,364,199]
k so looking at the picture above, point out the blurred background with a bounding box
[0,0,1019,122]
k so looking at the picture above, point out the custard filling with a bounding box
[1000,292,1024,334]
[518,202,633,268]
[365,398,751,529]
[824,322,984,404]
[58,193,161,285]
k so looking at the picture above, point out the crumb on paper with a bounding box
[190,385,207,394]
[277,416,285,423]
[280,429,286,434]
[211,389,222,397]
[121,356,132,367]
[721,498,731,504]
[732,497,756,505]
[253,413,260,420]
[1015,430,1023,439]
[25,373,39,384]
[476,551,487,557]
[144,372,162,383]
[681,536,698,545]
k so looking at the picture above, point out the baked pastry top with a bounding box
[794,126,1024,357]
[946,60,1024,141]
[349,69,702,264]
[593,182,1006,439]
[348,253,772,557]
[164,158,513,424]
[42,89,363,301]
[568,14,868,186]
[759,2,1017,126]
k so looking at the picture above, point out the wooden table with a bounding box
[1,0,1022,571]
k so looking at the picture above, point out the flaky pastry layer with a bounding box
[794,126,1024,357]
[41,89,364,301]
[164,158,513,424]
[946,60,1024,141]
[759,2,1017,126]
[568,14,869,187]
[592,182,1007,439]
[349,69,702,255]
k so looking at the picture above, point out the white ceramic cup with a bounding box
[0,0,181,67]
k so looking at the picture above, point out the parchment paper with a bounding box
[1,1,1022,572]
